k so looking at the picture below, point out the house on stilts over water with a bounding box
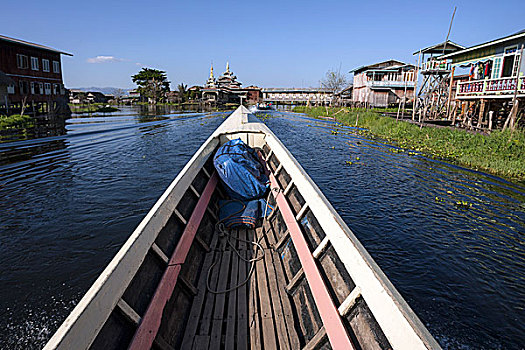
[415,30,525,129]
[412,40,465,121]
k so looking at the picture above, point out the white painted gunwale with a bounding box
[44,135,219,349]
[216,107,440,349]
[45,106,440,349]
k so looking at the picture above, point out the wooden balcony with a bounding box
[421,60,451,75]
[456,76,525,99]
[366,80,416,89]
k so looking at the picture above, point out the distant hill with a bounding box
[69,87,133,96]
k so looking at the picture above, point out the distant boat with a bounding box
[255,102,274,111]
[44,106,440,350]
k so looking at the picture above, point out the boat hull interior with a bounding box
[44,108,439,350]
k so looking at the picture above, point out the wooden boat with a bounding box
[44,106,440,350]
[254,102,274,111]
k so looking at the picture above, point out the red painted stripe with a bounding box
[269,173,355,350]
[128,172,218,350]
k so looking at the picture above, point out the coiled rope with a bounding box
[206,189,278,294]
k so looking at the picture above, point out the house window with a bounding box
[19,81,29,95]
[44,83,51,95]
[42,59,50,72]
[31,57,39,70]
[16,54,29,69]
[31,82,36,94]
[505,46,518,55]
[53,84,59,95]
[53,61,60,73]
[39,82,44,94]
[492,57,502,79]
[512,54,521,77]
[7,83,15,94]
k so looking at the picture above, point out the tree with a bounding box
[114,88,126,104]
[321,67,348,107]
[177,83,188,103]
[131,68,170,104]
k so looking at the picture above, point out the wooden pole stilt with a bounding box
[504,44,524,131]
[446,67,455,120]
[478,99,486,128]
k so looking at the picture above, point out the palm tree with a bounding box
[177,83,188,103]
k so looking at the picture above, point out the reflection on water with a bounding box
[0,115,67,143]
[0,107,523,349]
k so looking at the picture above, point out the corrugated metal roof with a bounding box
[412,40,465,55]
[349,60,409,74]
[0,34,73,56]
[440,30,525,60]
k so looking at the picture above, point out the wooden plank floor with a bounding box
[181,226,298,349]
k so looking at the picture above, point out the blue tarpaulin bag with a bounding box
[218,199,274,229]
[213,138,269,201]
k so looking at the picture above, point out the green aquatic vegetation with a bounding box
[293,106,525,181]
[455,200,473,209]
[0,114,35,130]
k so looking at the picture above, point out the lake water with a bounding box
[1,107,523,349]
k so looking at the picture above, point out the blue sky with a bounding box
[2,0,524,89]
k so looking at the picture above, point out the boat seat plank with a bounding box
[254,227,278,350]
[192,335,210,350]
[268,243,301,349]
[249,256,261,350]
[263,234,292,350]
[225,230,240,350]
[236,228,249,350]
[179,234,219,349]
[199,242,224,336]
[209,250,232,350]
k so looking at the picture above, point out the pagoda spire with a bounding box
[209,63,214,78]
[226,61,230,73]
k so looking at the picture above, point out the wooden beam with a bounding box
[151,243,169,264]
[283,180,294,196]
[269,173,354,350]
[338,287,362,317]
[194,234,211,252]
[274,163,283,176]
[285,267,304,294]
[173,208,187,225]
[303,326,327,350]
[189,185,200,198]
[313,236,330,259]
[295,203,309,221]
[116,299,140,326]
[274,229,290,250]
[128,172,219,350]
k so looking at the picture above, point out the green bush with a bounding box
[0,114,35,130]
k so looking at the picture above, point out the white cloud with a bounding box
[86,56,125,64]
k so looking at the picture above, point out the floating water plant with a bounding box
[455,200,473,209]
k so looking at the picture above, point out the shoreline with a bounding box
[293,106,525,182]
